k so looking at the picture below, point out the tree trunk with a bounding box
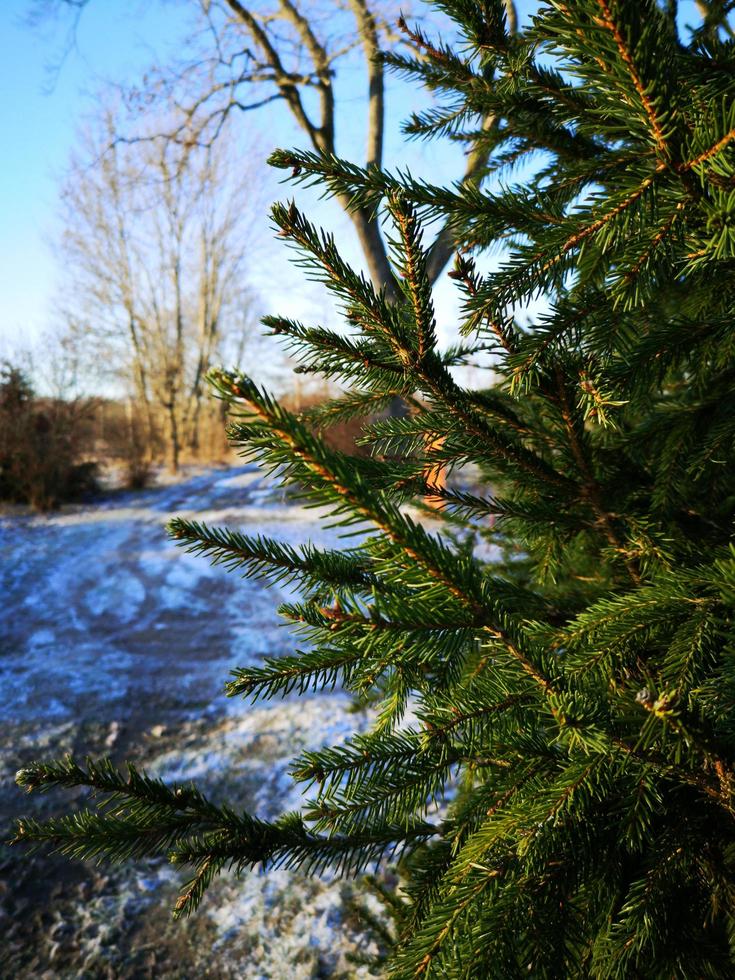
[166,402,180,473]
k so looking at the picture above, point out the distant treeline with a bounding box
[0,362,231,509]
[0,362,370,511]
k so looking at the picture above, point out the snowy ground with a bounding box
[0,466,384,978]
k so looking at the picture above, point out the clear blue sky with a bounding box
[0,2,197,353]
[0,0,704,368]
[0,0,499,365]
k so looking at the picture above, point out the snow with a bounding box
[0,465,342,726]
[0,464,382,975]
[151,694,370,817]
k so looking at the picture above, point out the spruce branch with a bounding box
[16,3,735,973]
[591,0,672,158]
[551,365,641,585]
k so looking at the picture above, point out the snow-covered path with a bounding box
[1,465,338,727]
[0,466,381,978]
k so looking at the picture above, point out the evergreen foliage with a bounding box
[14,1,735,974]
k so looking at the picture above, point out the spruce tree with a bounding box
[14,1,735,975]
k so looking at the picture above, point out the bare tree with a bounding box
[39,0,517,488]
[137,0,523,288]
[35,0,517,292]
[59,110,260,470]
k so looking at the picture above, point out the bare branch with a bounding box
[222,0,324,146]
[276,0,335,150]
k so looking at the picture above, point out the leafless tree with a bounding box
[35,0,517,292]
[59,109,260,470]
[38,0,517,491]
[139,0,523,288]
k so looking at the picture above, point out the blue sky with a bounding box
[0,2,193,352]
[0,0,472,364]
[0,0,705,373]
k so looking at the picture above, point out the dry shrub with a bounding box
[0,363,100,510]
[280,386,372,458]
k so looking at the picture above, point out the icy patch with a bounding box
[1,466,336,726]
[28,627,56,649]
[150,695,370,816]
[159,553,215,611]
[206,870,379,979]
[40,506,169,528]
[214,471,263,490]
[1,465,405,975]
[2,640,136,722]
[84,571,147,622]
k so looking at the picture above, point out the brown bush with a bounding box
[280,386,372,458]
[0,363,100,510]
